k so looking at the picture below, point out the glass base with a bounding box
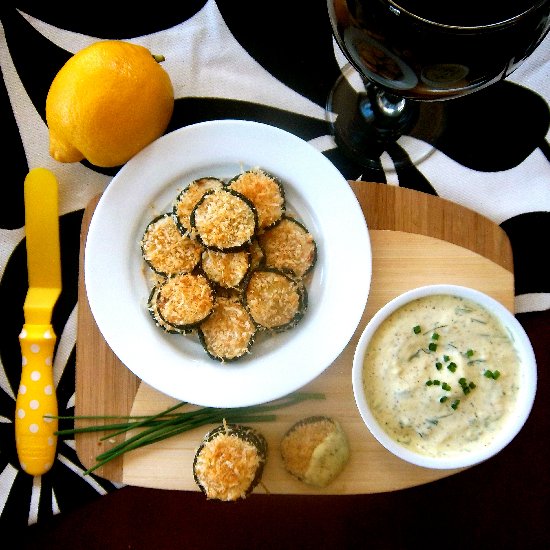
[327,64,445,171]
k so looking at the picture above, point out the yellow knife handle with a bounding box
[15,323,58,476]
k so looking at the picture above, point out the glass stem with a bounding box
[375,90,406,118]
[358,81,419,142]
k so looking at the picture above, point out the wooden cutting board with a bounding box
[75,181,514,494]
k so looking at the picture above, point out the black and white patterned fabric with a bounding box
[1,2,549,529]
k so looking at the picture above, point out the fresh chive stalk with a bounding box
[49,392,325,475]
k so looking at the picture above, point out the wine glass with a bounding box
[327,0,550,170]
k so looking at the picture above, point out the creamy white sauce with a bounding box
[362,294,521,458]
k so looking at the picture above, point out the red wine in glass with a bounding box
[327,0,550,169]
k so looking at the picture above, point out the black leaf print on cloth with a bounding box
[502,211,550,296]
[435,81,550,172]
[0,432,117,531]
[168,97,331,142]
[216,0,342,107]
[0,69,27,229]
[4,4,208,39]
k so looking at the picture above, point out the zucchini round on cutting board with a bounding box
[198,294,256,361]
[141,213,203,276]
[153,272,214,331]
[228,168,285,230]
[244,267,307,332]
[193,423,267,501]
[258,215,317,279]
[173,177,224,235]
[280,416,350,488]
[190,187,258,251]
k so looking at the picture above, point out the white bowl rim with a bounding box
[352,284,537,470]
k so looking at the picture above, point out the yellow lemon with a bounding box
[46,40,174,168]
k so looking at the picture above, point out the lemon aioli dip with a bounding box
[362,294,521,458]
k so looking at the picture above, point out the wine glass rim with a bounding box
[387,0,549,30]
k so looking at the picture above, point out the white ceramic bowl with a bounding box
[85,120,372,408]
[352,284,537,470]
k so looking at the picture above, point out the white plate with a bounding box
[85,120,372,407]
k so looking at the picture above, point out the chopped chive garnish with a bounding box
[435,362,443,370]
[433,380,440,386]
[451,399,460,410]
[426,380,433,386]
[432,333,440,340]
[493,370,501,379]
[413,325,421,334]
[442,382,451,391]
[440,396,448,403]
[484,369,501,379]
[443,355,450,362]
[447,362,457,373]
[456,377,477,395]
[466,349,474,357]
[428,342,437,352]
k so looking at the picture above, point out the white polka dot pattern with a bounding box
[15,323,58,476]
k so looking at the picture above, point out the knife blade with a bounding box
[15,167,61,476]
